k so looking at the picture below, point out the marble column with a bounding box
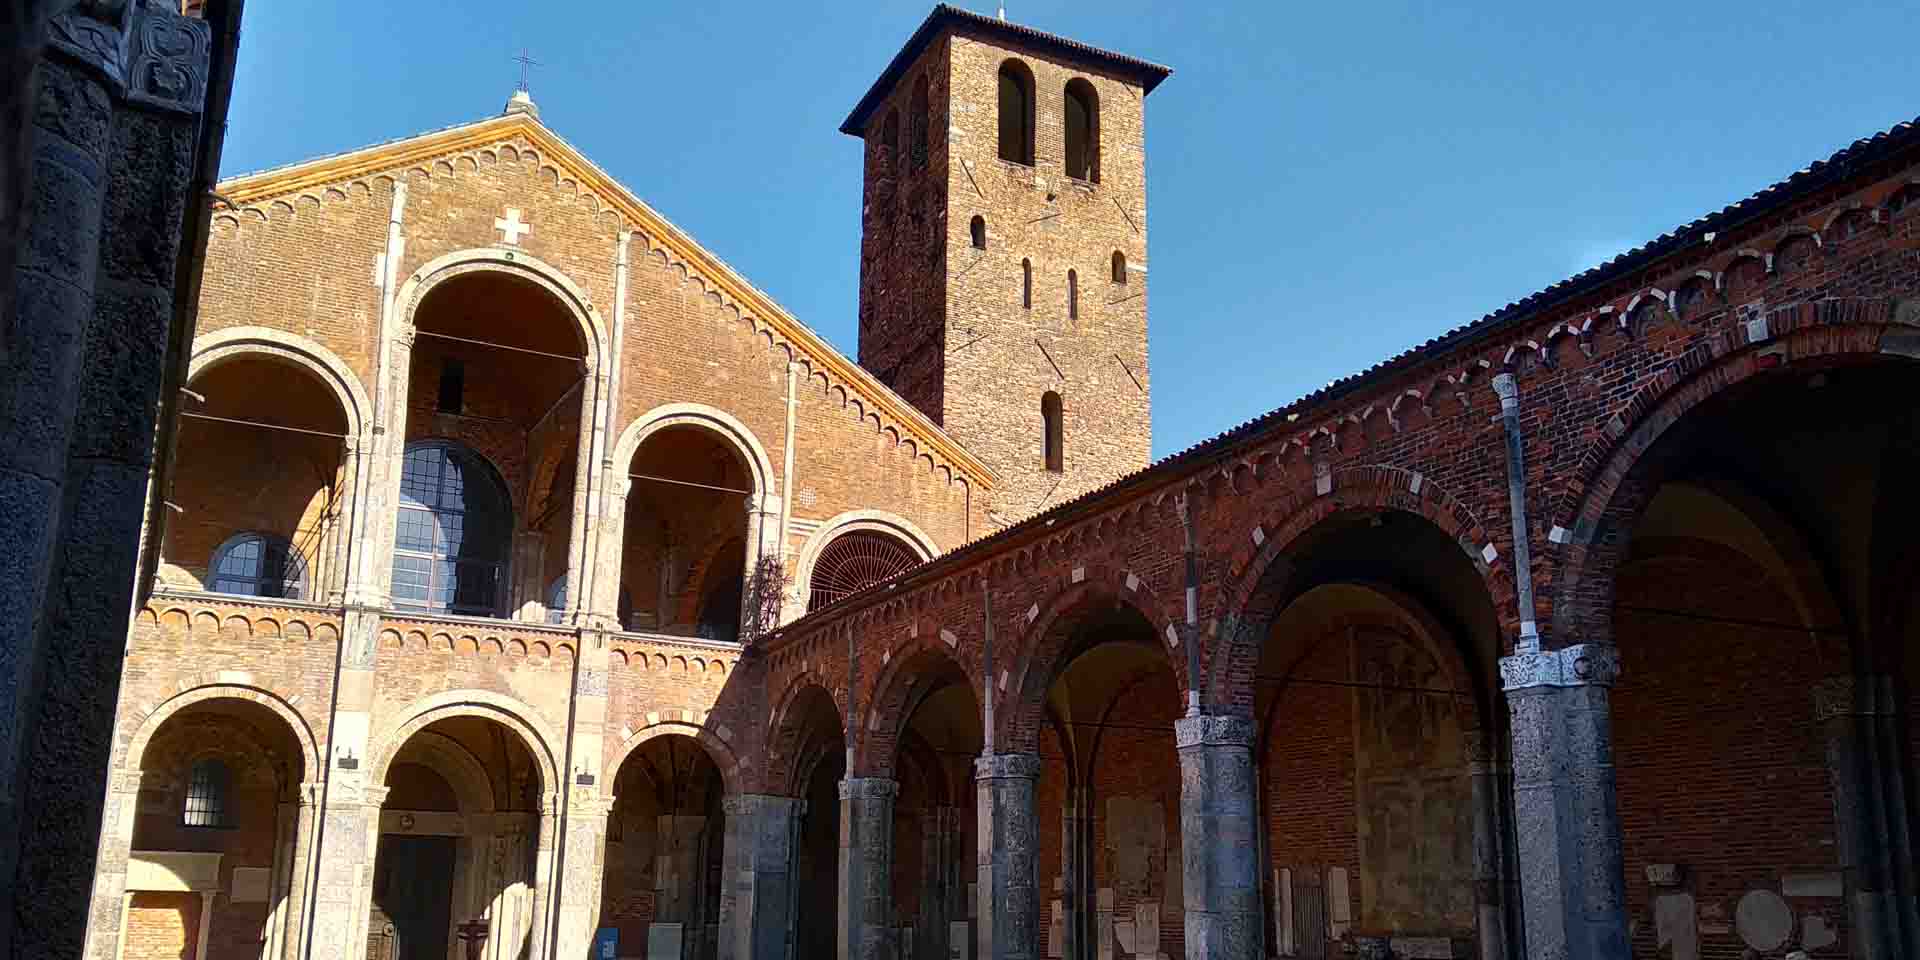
[82,770,145,960]
[838,777,897,960]
[975,754,1041,960]
[1816,674,1911,959]
[310,786,387,960]
[278,782,322,960]
[718,794,803,960]
[1501,644,1628,960]
[553,798,613,960]
[1175,715,1261,960]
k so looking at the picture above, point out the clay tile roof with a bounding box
[840,3,1173,136]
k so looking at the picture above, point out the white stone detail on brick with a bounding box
[214,670,254,686]
[1482,543,1498,563]
[1549,524,1570,544]
[1125,572,1140,592]
[646,711,660,726]
[1072,566,1085,584]
[1165,624,1179,648]
[1409,471,1424,495]
[1027,603,1040,623]
[1745,313,1770,343]
[1314,461,1332,496]
[941,628,958,648]
[999,669,1008,691]
[494,207,532,245]
[1250,525,1265,547]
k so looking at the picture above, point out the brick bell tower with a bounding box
[843,5,1171,528]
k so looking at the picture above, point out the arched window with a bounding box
[183,758,230,827]
[1021,259,1033,309]
[1042,392,1064,473]
[1112,251,1128,283]
[807,531,923,611]
[970,215,987,250]
[208,532,307,599]
[909,74,930,169]
[392,441,512,617]
[546,576,568,625]
[1068,269,1079,321]
[997,60,1035,165]
[1064,79,1099,182]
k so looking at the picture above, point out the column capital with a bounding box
[107,769,146,795]
[973,752,1041,782]
[839,776,898,801]
[1174,713,1256,749]
[1500,642,1620,691]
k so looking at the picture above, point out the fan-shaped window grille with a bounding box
[208,532,307,599]
[391,441,512,616]
[183,758,230,827]
[808,532,922,611]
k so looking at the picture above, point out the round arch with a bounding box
[368,690,562,795]
[122,682,322,782]
[396,248,607,368]
[188,326,373,440]
[1215,466,1510,712]
[794,510,938,608]
[603,720,741,795]
[764,680,847,796]
[1546,316,1913,648]
[858,643,980,779]
[1003,579,1182,756]
[387,729,497,813]
[609,402,778,502]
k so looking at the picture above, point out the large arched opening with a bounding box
[122,697,311,960]
[1024,595,1184,960]
[164,350,353,600]
[601,734,728,960]
[876,651,982,960]
[1573,358,1918,957]
[370,715,548,960]
[1240,506,1507,959]
[773,685,846,960]
[620,425,757,639]
[402,265,591,621]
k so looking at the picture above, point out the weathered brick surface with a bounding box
[854,27,1154,528]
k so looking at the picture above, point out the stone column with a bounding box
[553,797,613,960]
[1465,732,1510,960]
[1175,715,1261,960]
[975,754,1041,960]
[838,777,897,960]
[1501,644,1628,960]
[3,5,214,957]
[1059,788,1090,960]
[1816,674,1906,958]
[718,794,803,960]
[310,786,387,960]
[524,799,561,960]
[278,782,322,960]
[82,770,145,960]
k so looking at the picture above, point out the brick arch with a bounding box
[188,327,372,440]
[397,248,607,367]
[609,402,778,502]
[1212,465,1507,715]
[1001,575,1184,756]
[121,681,322,784]
[857,641,981,779]
[763,678,847,796]
[1546,311,1912,650]
[368,689,562,796]
[603,721,741,797]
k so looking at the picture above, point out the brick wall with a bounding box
[125,892,200,960]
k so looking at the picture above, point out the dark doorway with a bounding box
[370,835,457,960]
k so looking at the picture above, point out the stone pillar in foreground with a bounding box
[976,753,1041,960]
[838,777,897,960]
[1175,715,1261,960]
[719,794,803,960]
[1502,644,1628,960]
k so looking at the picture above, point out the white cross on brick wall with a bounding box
[494,207,531,245]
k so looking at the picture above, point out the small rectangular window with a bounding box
[437,357,465,414]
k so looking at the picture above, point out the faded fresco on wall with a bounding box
[1351,625,1474,933]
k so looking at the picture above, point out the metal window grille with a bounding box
[208,532,307,599]
[391,442,511,617]
[807,532,921,612]
[183,758,230,827]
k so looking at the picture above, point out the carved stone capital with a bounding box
[1500,643,1620,691]
[108,769,146,795]
[723,793,804,818]
[838,777,898,801]
[1174,713,1256,749]
[48,0,135,85]
[973,752,1042,782]
[125,3,209,114]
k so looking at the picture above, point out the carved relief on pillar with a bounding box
[974,752,1042,781]
[1499,642,1620,691]
[1172,714,1256,750]
[47,0,136,83]
[125,2,209,114]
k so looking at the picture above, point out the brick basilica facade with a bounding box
[85,6,1920,960]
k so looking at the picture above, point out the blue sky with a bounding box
[223,1,1919,459]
